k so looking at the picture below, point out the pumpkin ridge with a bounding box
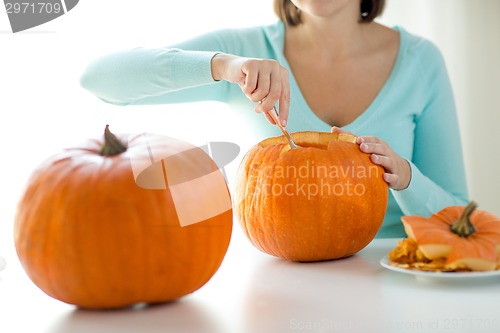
[15,130,233,308]
[235,131,387,261]
[399,202,500,271]
[446,238,497,267]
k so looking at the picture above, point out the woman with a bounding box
[80,0,468,237]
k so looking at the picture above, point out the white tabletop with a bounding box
[1,227,500,333]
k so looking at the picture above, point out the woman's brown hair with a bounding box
[274,0,386,26]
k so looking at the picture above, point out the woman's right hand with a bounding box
[211,53,290,126]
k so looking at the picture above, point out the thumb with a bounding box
[331,126,354,135]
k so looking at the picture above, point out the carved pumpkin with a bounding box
[14,126,232,309]
[402,201,500,271]
[235,131,388,262]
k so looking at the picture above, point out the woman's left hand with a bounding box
[332,127,411,190]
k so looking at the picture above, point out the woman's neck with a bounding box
[285,9,372,61]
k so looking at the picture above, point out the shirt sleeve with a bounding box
[391,40,469,216]
[79,32,230,106]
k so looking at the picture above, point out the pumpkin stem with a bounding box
[99,125,128,156]
[450,201,477,238]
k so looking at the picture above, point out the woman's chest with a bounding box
[289,56,395,128]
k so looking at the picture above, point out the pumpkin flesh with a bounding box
[402,204,500,271]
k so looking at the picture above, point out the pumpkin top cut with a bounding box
[402,202,500,270]
[258,131,357,151]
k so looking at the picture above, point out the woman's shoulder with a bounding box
[395,26,445,63]
[208,21,284,57]
[393,26,449,80]
[210,21,283,42]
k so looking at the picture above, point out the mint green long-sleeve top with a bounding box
[80,22,469,238]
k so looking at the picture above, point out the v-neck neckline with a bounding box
[269,22,406,133]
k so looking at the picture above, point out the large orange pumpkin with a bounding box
[14,126,232,309]
[402,201,500,271]
[235,131,388,262]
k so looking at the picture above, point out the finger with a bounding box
[255,98,272,114]
[255,100,277,124]
[248,62,289,126]
[383,172,398,188]
[255,85,279,113]
[357,136,383,144]
[277,93,290,127]
[331,126,355,136]
[360,142,390,157]
[255,68,283,113]
[261,110,276,124]
[276,69,290,127]
[370,154,396,173]
[249,73,271,103]
[241,66,258,96]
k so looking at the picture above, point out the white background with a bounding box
[0,1,499,331]
[0,0,278,266]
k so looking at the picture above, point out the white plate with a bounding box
[380,256,500,281]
